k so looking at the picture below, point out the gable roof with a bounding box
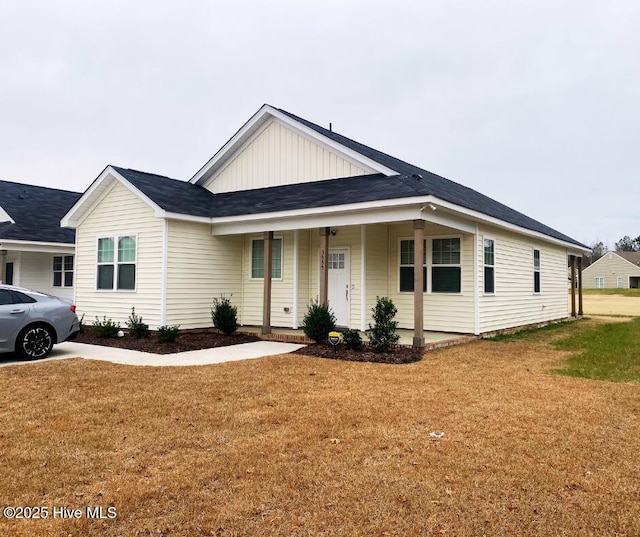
[64,105,587,250]
[615,251,640,266]
[0,180,81,244]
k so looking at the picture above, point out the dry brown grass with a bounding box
[1,318,639,536]
[569,293,640,316]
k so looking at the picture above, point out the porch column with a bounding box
[262,231,273,335]
[578,256,583,317]
[413,220,425,348]
[319,227,330,307]
[570,255,576,318]
[0,250,6,284]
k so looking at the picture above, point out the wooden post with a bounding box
[570,255,576,318]
[413,220,425,348]
[319,227,330,307]
[578,256,583,317]
[262,231,273,335]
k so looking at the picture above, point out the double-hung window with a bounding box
[97,235,136,290]
[595,277,604,289]
[53,255,74,287]
[399,239,426,292]
[483,239,495,294]
[432,238,461,293]
[533,249,541,293]
[251,238,282,279]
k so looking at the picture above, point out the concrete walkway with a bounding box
[0,340,306,368]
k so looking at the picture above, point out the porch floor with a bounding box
[239,326,472,348]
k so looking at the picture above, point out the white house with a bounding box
[62,105,588,346]
[582,251,640,289]
[0,180,80,300]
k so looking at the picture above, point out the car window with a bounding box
[11,291,37,304]
[0,290,13,305]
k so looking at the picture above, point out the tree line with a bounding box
[583,235,640,267]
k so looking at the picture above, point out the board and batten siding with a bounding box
[387,223,475,333]
[581,253,640,288]
[75,181,164,328]
[208,120,368,194]
[478,226,568,332]
[165,220,242,328]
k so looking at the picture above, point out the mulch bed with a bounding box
[293,343,423,364]
[74,328,261,355]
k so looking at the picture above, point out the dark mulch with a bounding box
[74,328,261,355]
[293,343,423,364]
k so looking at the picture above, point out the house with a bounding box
[0,180,81,300]
[62,105,588,346]
[582,251,640,289]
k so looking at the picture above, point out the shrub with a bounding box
[302,301,337,343]
[157,325,180,343]
[126,307,149,339]
[93,316,120,338]
[211,295,239,335]
[342,328,363,350]
[367,296,400,352]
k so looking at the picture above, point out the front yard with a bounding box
[1,318,638,536]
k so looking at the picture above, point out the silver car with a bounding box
[0,284,80,360]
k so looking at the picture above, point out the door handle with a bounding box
[345,287,349,301]
[10,309,25,314]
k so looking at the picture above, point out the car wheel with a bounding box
[17,325,54,360]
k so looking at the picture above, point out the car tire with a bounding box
[16,324,55,360]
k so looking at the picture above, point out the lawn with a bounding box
[580,288,640,297]
[1,318,639,536]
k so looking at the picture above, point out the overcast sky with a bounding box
[1,0,638,248]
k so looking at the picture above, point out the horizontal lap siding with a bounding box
[209,121,366,194]
[388,223,475,333]
[365,224,390,329]
[166,221,242,328]
[582,254,640,288]
[296,231,311,328]
[75,181,163,328]
[15,252,74,300]
[242,231,296,327]
[478,226,568,332]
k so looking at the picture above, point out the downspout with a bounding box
[474,224,480,335]
[360,224,366,332]
[293,230,299,329]
[160,219,168,327]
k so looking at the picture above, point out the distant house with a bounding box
[582,251,640,289]
[62,105,588,345]
[0,180,81,299]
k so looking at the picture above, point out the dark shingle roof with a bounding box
[0,180,81,244]
[109,106,586,249]
[616,251,640,266]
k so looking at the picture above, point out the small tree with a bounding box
[367,296,400,352]
[126,307,149,339]
[211,295,239,335]
[301,301,336,343]
[341,328,363,350]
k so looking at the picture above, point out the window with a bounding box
[533,249,541,293]
[399,239,427,292]
[251,238,282,279]
[432,238,461,293]
[483,238,495,294]
[0,289,36,305]
[595,277,604,289]
[617,277,623,288]
[53,255,74,287]
[97,235,136,290]
[328,251,345,269]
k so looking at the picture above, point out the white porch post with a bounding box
[293,230,299,329]
[360,225,366,332]
[413,220,425,348]
[0,250,6,283]
[319,227,330,307]
[262,231,273,335]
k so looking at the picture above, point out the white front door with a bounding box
[328,249,350,327]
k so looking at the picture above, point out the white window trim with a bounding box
[595,276,604,289]
[52,254,74,288]
[96,233,138,292]
[533,248,541,294]
[397,237,427,294]
[431,234,464,295]
[250,236,284,281]
[482,236,495,296]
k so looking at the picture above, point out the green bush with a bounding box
[367,296,400,352]
[93,316,120,338]
[126,307,149,339]
[301,301,337,343]
[211,295,239,335]
[157,325,180,343]
[341,328,363,350]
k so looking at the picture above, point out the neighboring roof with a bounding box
[0,180,81,244]
[615,251,640,266]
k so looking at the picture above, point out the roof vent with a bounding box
[412,173,423,181]
[18,191,28,200]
